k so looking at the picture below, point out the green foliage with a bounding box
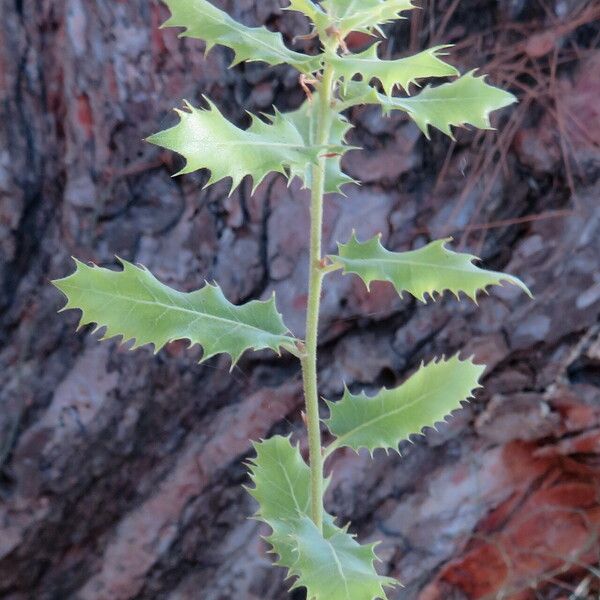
[285,96,355,194]
[342,72,517,138]
[286,0,330,32]
[247,436,395,599]
[147,100,336,194]
[246,435,317,568]
[322,0,416,36]
[288,517,396,600]
[52,258,296,367]
[161,0,319,72]
[54,2,531,598]
[324,356,485,455]
[333,44,459,95]
[329,233,532,302]
[382,71,517,137]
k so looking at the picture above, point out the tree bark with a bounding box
[1,1,599,598]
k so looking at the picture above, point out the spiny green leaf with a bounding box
[333,44,459,96]
[341,72,517,138]
[338,79,385,108]
[247,435,313,526]
[286,0,330,31]
[323,0,416,36]
[288,517,396,600]
[324,355,485,455]
[246,435,316,568]
[285,95,355,194]
[52,258,296,367]
[246,436,396,598]
[383,71,517,137]
[329,234,532,302]
[147,99,331,194]
[160,0,319,72]
[247,436,338,570]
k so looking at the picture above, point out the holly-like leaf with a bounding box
[246,435,316,568]
[322,0,416,36]
[288,517,396,600]
[341,72,517,138]
[286,0,330,31]
[246,436,396,599]
[247,436,340,570]
[52,258,296,367]
[160,0,319,72]
[147,99,333,194]
[333,45,459,95]
[383,71,517,137]
[329,234,532,302]
[285,95,355,194]
[324,355,485,455]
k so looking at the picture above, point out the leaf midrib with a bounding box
[60,282,293,341]
[322,537,351,599]
[331,383,446,449]
[336,51,448,70]
[337,254,494,277]
[197,139,307,151]
[392,94,503,107]
[188,3,311,66]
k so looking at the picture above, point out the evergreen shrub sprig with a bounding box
[53,2,531,597]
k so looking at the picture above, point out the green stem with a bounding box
[301,61,336,533]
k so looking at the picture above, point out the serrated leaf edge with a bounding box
[53,257,298,368]
[323,354,485,457]
[329,232,532,303]
[160,0,320,72]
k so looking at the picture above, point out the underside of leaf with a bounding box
[246,436,397,599]
[160,0,319,72]
[333,44,459,95]
[329,233,532,302]
[52,258,296,367]
[147,99,330,194]
[324,355,485,454]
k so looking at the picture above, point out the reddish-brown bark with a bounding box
[0,1,599,598]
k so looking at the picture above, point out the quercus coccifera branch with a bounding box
[52,1,531,598]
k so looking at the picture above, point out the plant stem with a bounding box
[301,61,336,533]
